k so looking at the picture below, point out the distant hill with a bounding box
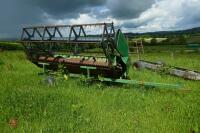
[0,38,18,42]
[125,27,200,37]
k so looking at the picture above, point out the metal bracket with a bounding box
[38,62,49,74]
[80,66,96,79]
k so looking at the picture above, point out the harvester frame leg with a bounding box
[38,62,49,75]
[80,66,97,79]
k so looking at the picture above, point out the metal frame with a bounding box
[38,64,181,89]
[76,66,182,89]
[21,22,115,43]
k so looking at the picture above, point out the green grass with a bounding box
[138,52,200,71]
[0,42,23,50]
[187,34,200,44]
[0,51,200,132]
[142,45,199,53]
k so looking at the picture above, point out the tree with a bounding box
[150,38,157,45]
[178,35,187,45]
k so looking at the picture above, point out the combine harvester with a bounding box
[21,23,181,88]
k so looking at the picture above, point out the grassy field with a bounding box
[0,42,23,50]
[0,51,200,132]
[143,45,199,53]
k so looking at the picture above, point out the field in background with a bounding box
[0,42,23,51]
[0,50,200,132]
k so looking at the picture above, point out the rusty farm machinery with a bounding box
[20,22,181,88]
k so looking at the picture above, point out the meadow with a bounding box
[0,49,200,132]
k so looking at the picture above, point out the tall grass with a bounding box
[0,51,199,132]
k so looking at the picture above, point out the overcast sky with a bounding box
[0,0,200,39]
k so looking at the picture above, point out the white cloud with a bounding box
[45,12,118,25]
[46,13,104,25]
[106,0,155,19]
[69,14,98,24]
[128,0,200,32]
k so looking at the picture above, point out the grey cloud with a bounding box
[122,17,156,29]
[0,0,107,38]
[0,0,46,38]
[1,0,200,39]
[122,22,144,29]
[121,0,200,32]
[106,0,155,19]
[27,0,106,18]
[178,1,200,29]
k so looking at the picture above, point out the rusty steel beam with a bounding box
[36,55,123,78]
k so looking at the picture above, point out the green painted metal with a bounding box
[80,66,97,70]
[38,62,49,73]
[116,30,129,57]
[80,66,96,78]
[67,67,181,89]
[99,78,181,89]
[115,30,130,77]
[116,29,129,64]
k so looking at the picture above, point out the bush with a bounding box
[150,38,157,45]
[0,42,23,50]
